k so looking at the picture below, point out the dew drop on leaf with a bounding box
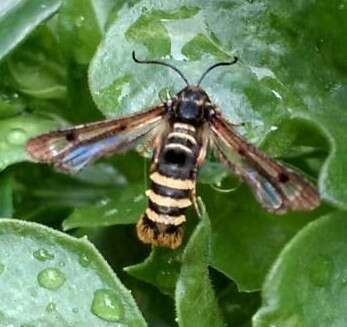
[46,302,57,313]
[0,262,5,274]
[91,289,123,322]
[33,248,54,262]
[37,267,66,290]
[6,128,27,145]
[79,253,91,267]
[105,208,118,216]
[75,16,85,27]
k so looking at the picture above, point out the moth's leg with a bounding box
[190,183,202,217]
[190,132,209,217]
[196,130,209,168]
[149,138,161,172]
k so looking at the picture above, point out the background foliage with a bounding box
[0,0,346,326]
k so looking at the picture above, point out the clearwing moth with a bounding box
[26,52,320,249]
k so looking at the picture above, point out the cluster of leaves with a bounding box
[0,0,346,326]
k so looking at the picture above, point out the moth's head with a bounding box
[172,86,212,126]
[132,51,238,126]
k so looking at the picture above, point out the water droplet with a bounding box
[29,287,38,298]
[79,253,91,267]
[75,16,85,27]
[59,260,65,267]
[309,255,333,287]
[271,89,282,100]
[134,194,144,203]
[6,128,27,145]
[37,267,65,290]
[270,125,278,132]
[72,307,79,314]
[33,248,54,262]
[105,208,118,216]
[0,262,5,274]
[98,198,111,207]
[91,289,123,322]
[46,302,56,313]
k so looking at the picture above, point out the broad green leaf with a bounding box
[253,211,347,327]
[0,115,59,171]
[0,219,146,326]
[13,162,126,222]
[0,171,13,217]
[0,0,62,61]
[125,243,184,297]
[7,26,67,100]
[175,200,224,327]
[203,184,329,292]
[58,0,116,64]
[63,183,147,230]
[216,280,260,327]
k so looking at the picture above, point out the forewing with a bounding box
[210,114,320,214]
[26,105,166,173]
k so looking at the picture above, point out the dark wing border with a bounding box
[26,105,166,173]
[209,112,320,214]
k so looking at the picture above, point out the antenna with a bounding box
[132,51,189,86]
[197,56,238,86]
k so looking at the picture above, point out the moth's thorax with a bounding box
[170,86,212,126]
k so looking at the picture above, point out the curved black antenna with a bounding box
[197,56,238,86]
[132,51,189,86]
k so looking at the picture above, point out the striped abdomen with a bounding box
[137,122,200,249]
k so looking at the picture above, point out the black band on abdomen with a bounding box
[151,182,189,199]
[149,200,185,217]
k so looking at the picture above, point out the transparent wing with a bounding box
[26,105,166,173]
[210,114,320,214]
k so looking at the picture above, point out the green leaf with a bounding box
[58,0,116,64]
[63,183,147,230]
[6,25,67,100]
[0,219,146,326]
[175,200,224,327]
[253,211,347,327]
[0,115,59,172]
[125,245,183,297]
[204,185,329,292]
[13,162,126,222]
[0,172,13,217]
[0,0,62,61]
